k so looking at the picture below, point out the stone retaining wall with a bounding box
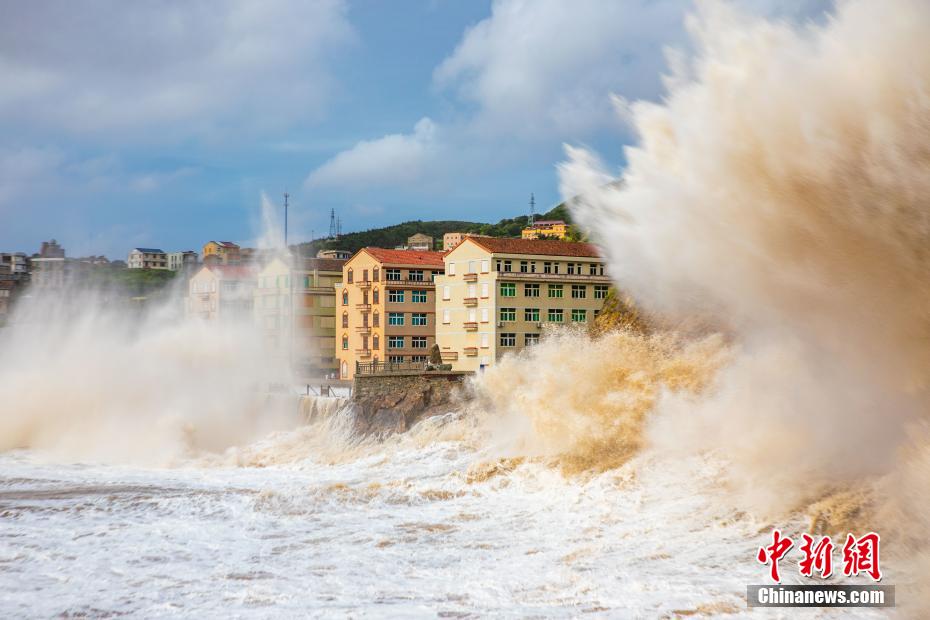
[351,371,473,436]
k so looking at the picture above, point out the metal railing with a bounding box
[356,360,428,375]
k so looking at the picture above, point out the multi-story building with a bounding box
[128,248,168,269]
[521,220,570,240]
[335,248,445,380]
[29,258,88,291]
[187,264,256,320]
[317,249,352,260]
[442,232,468,250]
[406,233,434,251]
[202,241,241,265]
[0,253,28,275]
[38,239,65,258]
[167,251,198,271]
[255,256,345,377]
[435,237,610,371]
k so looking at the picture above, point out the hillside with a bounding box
[296,204,574,255]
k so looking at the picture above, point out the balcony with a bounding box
[464,347,478,357]
[356,325,371,334]
[464,322,478,331]
[356,280,372,289]
[463,273,478,282]
[463,297,478,307]
[440,351,459,361]
[500,271,610,282]
[355,303,372,311]
[355,348,372,358]
[382,279,435,288]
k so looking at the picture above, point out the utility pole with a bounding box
[284,192,290,248]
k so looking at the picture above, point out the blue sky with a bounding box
[0,0,830,258]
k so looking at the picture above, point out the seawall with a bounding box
[351,371,473,436]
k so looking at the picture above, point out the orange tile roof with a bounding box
[360,247,446,267]
[463,236,602,258]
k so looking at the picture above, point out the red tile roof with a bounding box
[464,236,601,258]
[360,247,446,267]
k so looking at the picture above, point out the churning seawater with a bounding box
[0,425,847,619]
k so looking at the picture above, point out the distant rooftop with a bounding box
[462,236,600,258]
[360,247,446,267]
[525,220,566,227]
[133,247,165,254]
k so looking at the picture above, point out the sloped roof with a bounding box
[463,236,601,258]
[133,247,165,254]
[526,220,566,227]
[360,247,446,267]
[299,257,346,272]
[206,265,256,279]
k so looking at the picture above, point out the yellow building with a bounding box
[254,256,345,377]
[202,241,241,265]
[187,264,256,320]
[335,248,445,379]
[521,220,569,240]
[435,237,610,371]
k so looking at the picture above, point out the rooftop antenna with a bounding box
[328,208,337,239]
[283,191,289,248]
[529,192,536,225]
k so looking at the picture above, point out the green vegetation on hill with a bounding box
[85,265,179,298]
[296,204,575,256]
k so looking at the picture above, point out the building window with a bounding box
[411,355,428,363]
[342,312,348,328]
[388,289,404,303]
[480,308,489,322]
[572,309,587,322]
[373,334,380,348]
[448,262,456,275]
[443,309,451,324]
[374,311,380,327]
[412,289,428,303]
[589,264,597,276]
[548,309,564,322]
[525,333,540,346]
[481,260,489,273]
[594,285,609,299]
[389,355,405,363]
[347,268,353,284]
[500,283,516,297]
[567,263,576,275]
[525,308,540,322]
[409,270,424,281]
[342,290,348,305]
[362,269,369,282]
[388,336,404,349]
[543,262,552,274]
[412,313,427,326]
[500,333,516,347]
[500,307,516,322]
[503,260,512,272]
[481,333,489,348]
[524,283,539,297]
[571,285,587,299]
[443,285,451,300]
[468,261,476,274]
[520,261,528,273]
[411,336,427,348]
[373,267,380,281]
[548,284,563,298]
[304,276,312,289]
[386,268,401,281]
[388,312,404,326]
[373,288,380,303]
[342,335,348,350]
[480,282,489,297]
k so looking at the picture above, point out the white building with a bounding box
[167,251,198,271]
[128,248,168,269]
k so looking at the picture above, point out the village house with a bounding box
[167,251,198,271]
[254,256,345,377]
[128,248,168,269]
[434,237,610,371]
[202,241,241,265]
[521,220,570,240]
[187,264,256,320]
[335,248,445,380]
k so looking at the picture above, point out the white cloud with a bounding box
[0,0,354,138]
[304,118,440,189]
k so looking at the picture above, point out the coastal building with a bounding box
[434,237,610,371]
[128,248,168,269]
[0,253,28,275]
[187,264,256,320]
[167,251,198,271]
[202,241,241,265]
[254,256,345,377]
[406,233,434,251]
[443,232,476,251]
[317,249,352,260]
[335,248,445,380]
[521,220,569,240]
[38,239,65,258]
[28,257,89,291]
